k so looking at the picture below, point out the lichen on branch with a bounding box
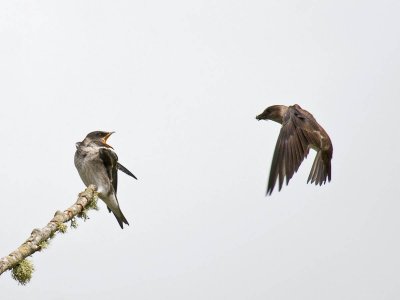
[0,185,98,284]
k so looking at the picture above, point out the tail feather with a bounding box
[112,209,129,229]
[307,151,331,185]
[105,194,130,229]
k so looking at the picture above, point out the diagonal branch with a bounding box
[0,185,97,283]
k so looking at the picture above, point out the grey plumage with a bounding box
[74,131,137,228]
[256,104,333,195]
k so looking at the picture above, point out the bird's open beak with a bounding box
[103,131,115,149]
[256,112,268,121]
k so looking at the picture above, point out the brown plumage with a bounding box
[256,104,333,195]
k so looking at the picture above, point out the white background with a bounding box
[1,1,399,299]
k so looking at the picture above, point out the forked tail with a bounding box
[307,151,331,185]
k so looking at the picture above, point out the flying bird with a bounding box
[256,104,333,195]
[74,131,137,228]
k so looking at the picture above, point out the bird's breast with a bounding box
[74,149,111,195]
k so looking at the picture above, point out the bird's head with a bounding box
[84,131,115,148]
[256,105,287,124]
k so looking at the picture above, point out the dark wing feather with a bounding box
[267,135,283,195]
[266,106,329,195]
[267,116,307,194]
[99,147,119,194]
[118,163,137,179]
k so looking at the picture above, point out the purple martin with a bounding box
[257,104,333,195]
[74,131,137,228]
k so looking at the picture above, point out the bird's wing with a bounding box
[117,163,137,179]
[99,147,119,195]
[267,106,323,195]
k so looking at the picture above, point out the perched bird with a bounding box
[256,104,333,195]
[74,131,137,228]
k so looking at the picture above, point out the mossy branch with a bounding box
[0,185,98,284]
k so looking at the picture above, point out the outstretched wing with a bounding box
[99,147,119,194]
[118,162,137,179]
[266,105,323,195]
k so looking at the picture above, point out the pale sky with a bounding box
[1,1,400,299]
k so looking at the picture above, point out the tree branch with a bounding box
[0,185,98,284]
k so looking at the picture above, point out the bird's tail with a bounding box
[107,195,130,229]
[112,208,129,229]
[307,151,331,185]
